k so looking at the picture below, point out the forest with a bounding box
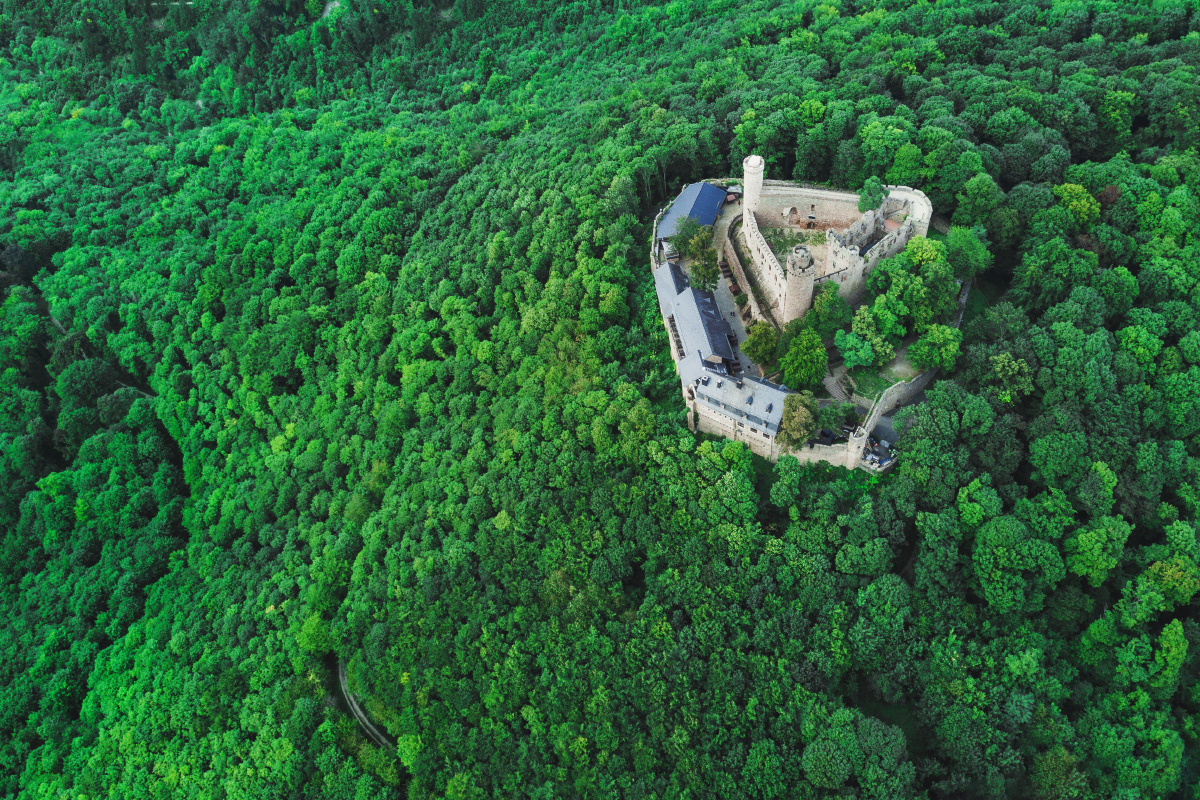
[1,0,1199,797]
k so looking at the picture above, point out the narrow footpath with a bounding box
[337,660,394,750]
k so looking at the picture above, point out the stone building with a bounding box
[652,260,790,459]
[648,174,912,470]
[736,154,932,327]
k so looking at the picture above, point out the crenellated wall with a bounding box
[742,211,787,294]
[734,167,934,326]
[722,225,774,328]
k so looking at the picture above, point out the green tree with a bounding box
[1054,182,1101,227]
[945,225,993,279]
[689,245,721,292]
[972,515,1065,614]
[886,143,924,187]
[803,281,853,340]
[778,391,818,448]
[908,325,962,371]
[986,353,1034,404]
[953,172,1004,226]
[858,175,890,212]
[742,321,779,368]
[781,328,827,389]
[1064,516,1133,588]
[835,330,875,370]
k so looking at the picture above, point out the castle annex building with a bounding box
[652,260,790,459]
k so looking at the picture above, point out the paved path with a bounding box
[712,197,742,253]
[709,199,762,374]
[338,660,394,750]
[870,413,901,447]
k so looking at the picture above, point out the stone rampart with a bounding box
[742,210,786,292]
[730,219,784,329]
[885,185,933,237]
[721,225,772,328]
[781,440,852,467]
[853,368,939,430]
[778,425,869,471]
[756,184,862,231]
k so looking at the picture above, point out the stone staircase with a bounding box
[823,373,851,402]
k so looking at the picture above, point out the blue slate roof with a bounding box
[658,182,727,240]
[651,260,789,433]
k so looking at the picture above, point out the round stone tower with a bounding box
[742,154,765,215]
[846,426,868,471]
[784,244,816,322]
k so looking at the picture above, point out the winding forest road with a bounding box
[337,661,394,750]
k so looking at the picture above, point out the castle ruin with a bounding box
[648,156,934,469]
[735,154,932,327]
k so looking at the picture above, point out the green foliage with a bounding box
[835,329,875,371]
[908,325,962,372]
[742,320,779,368]
[690,245,721,292]
[1054,182,1102,227]
[2,2,1200,798]
[858,175,889,213]
[1065,515,1133,588]
[945,225,994,280]
[778,391,818,448]
[952,172,1004,226]
[802,281,853,341]
[781,327,827,390]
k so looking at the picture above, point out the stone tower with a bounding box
[784,244,816,322]
[846,427,868,470]
[742,154,764,215]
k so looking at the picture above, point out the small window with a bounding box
[763,433,770,439]
[737,421,744,427]
[750,428,758,433]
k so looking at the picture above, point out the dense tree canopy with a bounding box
[2,1,1200,799]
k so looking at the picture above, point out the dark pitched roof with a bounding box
[658,182,727,240]
[652,262,734,364]
[687,288,735,362]
[667,261,689,295]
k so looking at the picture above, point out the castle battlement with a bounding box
[735,156,932,324]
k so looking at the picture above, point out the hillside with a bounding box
[1,1,1199,798]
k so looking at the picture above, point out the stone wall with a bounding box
[885,185,933,237]
[781,440,851,467]
[778,426,868,471]
[722,219,776,329]
[862,222,912,273]
[853,368,939,431]
[742,210,787,294]
[729,219,785,328]
[754,184,863,231]
[693,399,778,459]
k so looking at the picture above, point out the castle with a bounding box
[649,155,934,468]
[651,258,868,464]
[734,154,932,327]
